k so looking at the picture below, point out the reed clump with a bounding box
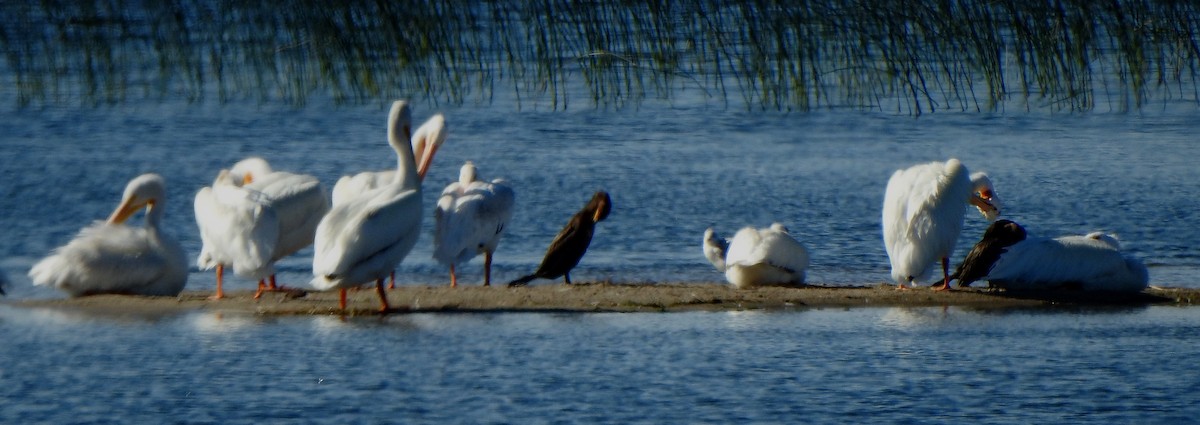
[0,0,1195,113]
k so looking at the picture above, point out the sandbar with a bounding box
[10,282,1200,317]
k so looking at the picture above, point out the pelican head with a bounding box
[107,174,167,224]
[968,171,1000,221]
[458,161,477,185]
[769,223,790,233]
[413,114,447,180]
[388,100,413,151]
[703,227,729,272]
[588,191,612,223]
[230,157,273,185]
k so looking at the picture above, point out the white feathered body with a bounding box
[311,184,422,290]
[31,223,188,296]
[723,225,809,288]
[194,169,328,281]
[986,233,1149,292]
[882,159,972,284]
[31,175,187,297]
[433,178,515,267]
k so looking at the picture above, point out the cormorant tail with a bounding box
[508,274,538,287]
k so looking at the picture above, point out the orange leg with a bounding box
[934,257,952,291]
[375,279,390,312]
[450,264,458,288]
[210,264,225,300]
[339,288,348,310]
[388,271,396,290]
[254,279,267,299]
[484,252,493,287]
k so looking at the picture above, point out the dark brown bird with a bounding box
[509,191,611,287]
[952,219,1027,287]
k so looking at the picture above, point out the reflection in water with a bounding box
[0,1,1197,112]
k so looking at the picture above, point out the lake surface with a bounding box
[2,305,1199,424]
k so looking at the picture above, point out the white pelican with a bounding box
[433,161,516,287]
[29,174,188,297]
[330,110,446,289]
[958,221,1149,292]
[702,227,730,273]
[330,111,447,205]
[509,191,611,287]
[882,158,999,290]
[311,100,423,312]
[723,223,809,288]
[194,157,329,299]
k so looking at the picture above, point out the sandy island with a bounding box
[10,282,1200,317]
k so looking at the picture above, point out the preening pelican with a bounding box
[882,158,999,290]
[330,111,447,205]
[723,223,809,288]
[433,161,515,287]
[311,100,423,312]
[950,219,1026,287]
[194,157,329,299]
[509,191,611,287]
[29,174,188,297]
[703,227,730,272]
[957,221,1148,292]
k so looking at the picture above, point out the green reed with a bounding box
[1,0,1196,113]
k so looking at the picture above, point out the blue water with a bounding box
[1,305,1198,424]
[2,95,1200,423]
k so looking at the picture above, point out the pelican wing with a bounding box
[332,170,395,206]
[726,227,809,272]
[249,172,330,259]
[312,187,423,288]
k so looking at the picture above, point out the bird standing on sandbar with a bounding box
[310,101,423,312]
[433,161,515,287]
[195,157,329,299]
[882,158,1000,291]
[509,191,611,287]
